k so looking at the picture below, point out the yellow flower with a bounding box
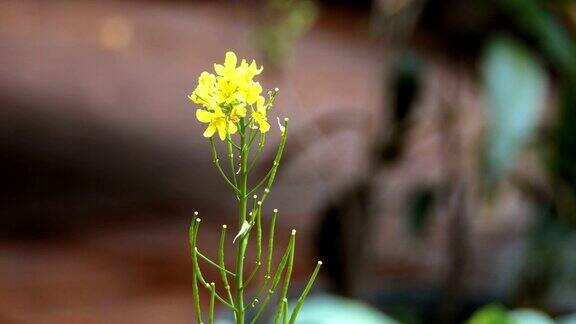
[196,107,238,140]
[230,105,247,123]
[252,96,270,133]
[238,59,263,80]
[216,77,242,106]
[237,59,263,104]
[189,51,268,139]
[189,72,218,110]
[214,51,238,79]
[242,81,262,105]
[213,52,264,106]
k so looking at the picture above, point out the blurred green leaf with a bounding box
[468,304,513,324]
[285,293,399,324]
[482,36,547,183]
[468,305,556,324]
[558,313,576,324]
[494,0,576,81]
[509,309,555,324]
[257,0,318,68]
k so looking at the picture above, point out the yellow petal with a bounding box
[249,60,263,75]
[203,124,216,138]
[256,96,265,112]
[228,121,238,134]
[214,64,225,76]
[224,51,237,68]
[199,71,215,84]
[245,82,262,105]
[259,120,270,133]
[196,109,214,123]
[217,123,227,140]
[232,106,247,118]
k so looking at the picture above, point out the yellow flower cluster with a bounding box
[189,51,272,140]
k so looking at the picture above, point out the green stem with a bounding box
[189,215,203,324]
[195,264,235,310]
[288,261,323,324]
[234,122,250,324]
[251,120,288,207]
[209,282,216,324]
[246,208,277,309]
[251,234,294,324]
[248,134,266,172]
[244,260,262,287]
[196,248,236,277]
[248,127,258,148]
[227,135,238,188]
[282,298,289,324]
[219,225,235,306]
[256,208,263,262]
[266,210,278,277]
[242,206,263,288]
[275,230,296,323]
[247,167,274,196]
[227,136,241,151]
[210,138,240,194]
[192,221,235,311]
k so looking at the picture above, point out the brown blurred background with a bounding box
[1,0,576,323]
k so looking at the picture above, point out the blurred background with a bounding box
[1,0,576,323]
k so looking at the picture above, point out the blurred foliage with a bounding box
[289,293,399,324]
[481,35,547,184]
[468,304,556,324]
[314,0,576,320]
[378,0,576,311]
[468,304,513,324]
[550,83,576,223]
[256,0,318,69]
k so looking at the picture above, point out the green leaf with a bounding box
[558,313,576,324]
[283,293,399,324]
[509,309,555,324]
[468,304,513,324]
[482,36,547,183]
[467,305,555,324]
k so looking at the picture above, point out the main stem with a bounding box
[235,123,249,324]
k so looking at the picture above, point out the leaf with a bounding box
[482,36,547,183]
[493,0,576,81]
[286,293,399,324]
[509,309,555,324]
[468,304,513,324]
[467,305,555,324]
[558,313,576,324]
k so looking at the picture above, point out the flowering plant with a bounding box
[188,51,321,324]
